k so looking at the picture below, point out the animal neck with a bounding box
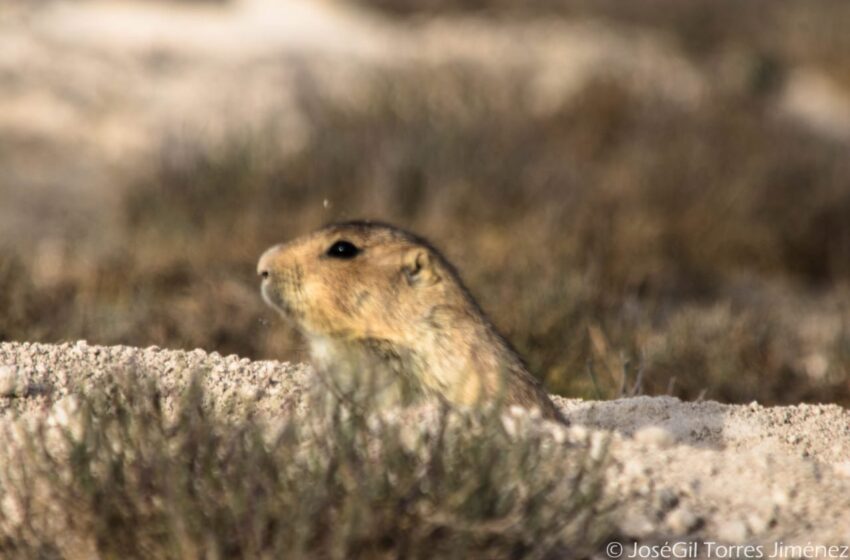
[403,304,526,400]
[306,334,426,406]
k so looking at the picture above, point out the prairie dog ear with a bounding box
[402,248,440,286]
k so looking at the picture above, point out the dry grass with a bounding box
[3,0,850,406]
[3,63,850,405]
[357,0,850,87]
[0,371,606,559]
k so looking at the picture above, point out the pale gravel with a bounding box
[2,340,849,547]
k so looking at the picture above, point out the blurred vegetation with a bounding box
[2,1,850,406]
[0,371,606,559]
[358,0,850,83]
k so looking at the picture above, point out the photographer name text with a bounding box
[605,541,850,559]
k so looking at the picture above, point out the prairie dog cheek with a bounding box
[300,280,346,331]
[299,279,325,309]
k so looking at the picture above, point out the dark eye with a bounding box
[326,240,360,259]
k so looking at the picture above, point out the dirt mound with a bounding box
[2,341,848,547]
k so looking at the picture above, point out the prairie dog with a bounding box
[258,221,565,422]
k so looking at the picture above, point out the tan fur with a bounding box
[258,221,566,422]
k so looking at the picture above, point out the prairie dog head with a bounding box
[257,221,453,345]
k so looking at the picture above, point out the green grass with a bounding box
[0,371,607,559]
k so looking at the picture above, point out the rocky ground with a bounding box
[1,341,848,549]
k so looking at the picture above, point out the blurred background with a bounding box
[2,0,849,405]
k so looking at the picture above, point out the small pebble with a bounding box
[718,519,749,542]
[667,507,700,534]
[834,461,850,478]
[746,512,771,534]
[0,365,19,397]
[635,426,675,448]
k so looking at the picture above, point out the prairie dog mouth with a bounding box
[261,280,289,316]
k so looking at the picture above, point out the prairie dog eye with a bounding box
[326,240,360,259]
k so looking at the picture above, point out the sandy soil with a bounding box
[2,340,848,548]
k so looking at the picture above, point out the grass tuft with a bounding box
[0,371,608,559]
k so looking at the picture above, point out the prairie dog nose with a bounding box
[257,244,284,279]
